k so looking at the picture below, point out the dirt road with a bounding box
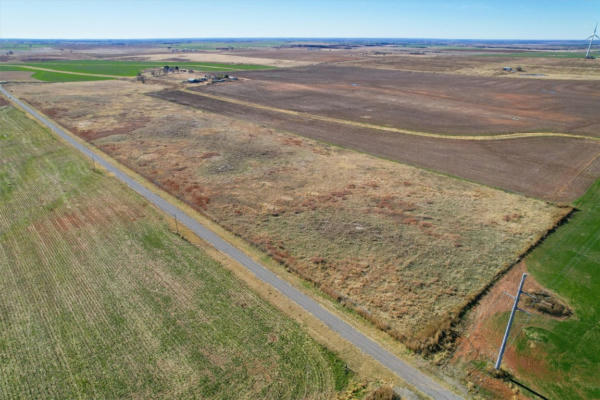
[0,85,465,400]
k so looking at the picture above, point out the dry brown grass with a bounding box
[365,385,400,400]
[349,53,600,80]
[10,80,566,352]
[143,52,313,68]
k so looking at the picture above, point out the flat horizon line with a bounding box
[0,37,590,42]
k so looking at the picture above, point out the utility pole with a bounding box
[495,272,528,370]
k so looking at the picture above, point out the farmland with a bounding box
[154,88,600,203]
[341,52,600,80]
[523,179,600,399]
[4,39,600,399]
[0,60,273,82]
[476,50,600,58]
[196,65,600,137]
[0,102,348,398]
[176,65,600,202]
[0,65,112,82]
[5,60,273,76]
[454,179,600,399]
[9,79,568,354]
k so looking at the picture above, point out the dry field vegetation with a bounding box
[221,46,600,79]
[10,80,568,353]
[198,65,600,136]
[0,102,350,398]
[348,53,600,80]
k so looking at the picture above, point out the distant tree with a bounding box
[163,65,170,73]
[516,66,523,72]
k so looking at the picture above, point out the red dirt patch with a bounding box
[199,151,220,159]
[453,261,558,398]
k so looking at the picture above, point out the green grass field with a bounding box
[0,102,349,399]
[31,70,112,82]
[0,65,31,72]
[509,179,600,399]
[24,60,272,76]
[0,60,273,82]
[0,65,112,82]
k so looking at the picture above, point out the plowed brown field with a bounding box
[153,89,600,203]
[195,65,600,136]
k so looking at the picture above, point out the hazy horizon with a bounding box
[0,37,592,43]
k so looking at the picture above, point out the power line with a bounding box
[495,272,529,370]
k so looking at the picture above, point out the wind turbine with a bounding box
[585,23,600,59]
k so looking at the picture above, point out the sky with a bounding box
[0,0,598,40]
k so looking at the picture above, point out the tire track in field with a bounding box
[552,151,600,199]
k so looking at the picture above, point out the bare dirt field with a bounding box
[222,47,600,79]
[9,80,568,353]
[0,70,35,81]
[141,52,311,68]
[194,65,600,136]
[223,48,367,63]
[349,53,600,80]
[152,89,600,203]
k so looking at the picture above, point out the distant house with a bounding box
[503,66,513,72]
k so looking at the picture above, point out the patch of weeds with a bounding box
[523,326,550,343]
[141,229,165,250]
[321,346,353,391]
